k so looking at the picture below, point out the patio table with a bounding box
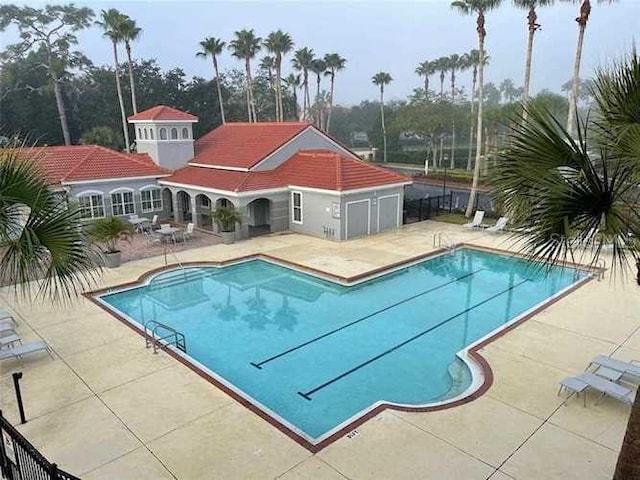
[157,226,181,244]
[129,217,150,232]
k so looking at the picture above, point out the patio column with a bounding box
[190,196,198,228]
[171,191,180,222]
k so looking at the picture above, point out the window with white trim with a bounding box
[292,191,303,224]
[77,192,105,219]
[182,128,189,139]
[111,190,135,216]
[171,128,178,139]
[140,187,162,213]
[160,128,167,140]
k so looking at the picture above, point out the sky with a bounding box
[3,0,639,106]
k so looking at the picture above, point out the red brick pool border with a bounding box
[85,244,597,452]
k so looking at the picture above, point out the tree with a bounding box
[229,29,261,122]
[514,0,554,102]
[309,58,327,128]
[0,4,94,146]
[372,72,393,163]
[264,30,294,122]
[292,47,315,121]
[562,0,617,138]
[434,57,450,98]
[499,78,523,102]
[323,53,346,133]
[449,53,466,168]
[452,0,502,217]
[81,126,123,150]
[415,60,436,97]
[196,37,227,124]
[96,9,131,152]
[0,142,97,301]
[283,73,301,120]
[119,14,141,115]
[491,52,640,480]
[259,55,277,119]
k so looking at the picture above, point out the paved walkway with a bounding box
[0,222,637,479]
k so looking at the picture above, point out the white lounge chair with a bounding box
[0,334,21,349]
[0,341,52,361]
[183,222,194,242]
[587,355,640,383]
[486,217,509,233]
[0,311,15,324]
[559,372,636,407]
[463,210,485,229]
[0,323,16,336]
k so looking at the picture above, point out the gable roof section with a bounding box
[22,145,170,185]
[191,122,311,169]
[128,105,199,122]
[161,149,410,194]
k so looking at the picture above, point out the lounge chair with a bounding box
[463,210,485,229]
[0,341,53,361]
[0,311,15,324]
[0,323,16,336]
[587,354,640,383]
[559,372,636,406]
[0,334,21,349]
[486,217,509,233]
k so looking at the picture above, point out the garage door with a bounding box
[346,200,370,239]
[378,195,399,232]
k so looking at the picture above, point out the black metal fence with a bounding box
[0,411,79,480]
[403,193,453,224]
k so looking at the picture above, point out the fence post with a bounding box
[449,191,453,214]
[418,198,423,221]
[426,198,431,219]
[11,373,26,425]
[50,462,58,479]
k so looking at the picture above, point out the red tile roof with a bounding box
[20,145,169,185]
[128,105,199,122]
[162,150,410,193]
[191,122,312,169]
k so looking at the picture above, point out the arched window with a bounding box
[143,128,148,140]
[140,186,162,212]
[160,128,167,140]
[150,129,154,140]
[137,128,142,138]
[110,188,135,216]
[77,191,105,219]
[171,128,178,140]
[182,128,189,139]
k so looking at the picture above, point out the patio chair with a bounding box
[587,354,640,383]
[151,214,159,229]
[0,341,53,361]
[144,230,162,246]
[463,210,485,229]
[160,223,171,230]
[183,222,194,242]
[0,333,21,349]
[486,217,509,233]
[576,372,636,406]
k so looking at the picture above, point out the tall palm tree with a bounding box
[462,49,489,171]
[323,53,346,133]
[264,30,294,122]
[283,73,301,120]
[229,29,262,122]
[415,60,436,97]
[118,15,141,115]
[292,47,315,121]
[514,0,554,103]
[1,144,97,302]
[259,55,277,119]
[309,58,327,129]
[491,52,640,480]
[372,72,393,163]
[562,0,617,137]
[451,0,502,217]
[196,37,227,124]
[96,9,130,151]
[449,53,465,168]
[434,57,450,98]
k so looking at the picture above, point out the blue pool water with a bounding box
[98,248,586,443]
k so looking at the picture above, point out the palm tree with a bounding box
[264,30,294,122]
[96,9,130,151]
[415,60,436,97]
[259,55,277,119]
[292,47,315,121]
[514,0,554,103]
[372,72,393,163]
[491,52,639,480]
[323,53,347,133]
[229,29,262,122]
[309,58,327,128]
[434,57,450,98]
[1,143,97,302]
[196,37,227,124]
[118,14,141,115]
[562,0,617,137]
[462,49,489,171]
[449,53,465,168]
[283,73,301,120]
[451,0,502,217]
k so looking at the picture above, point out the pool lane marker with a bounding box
[296,278,530,401]
[249,269,484,370]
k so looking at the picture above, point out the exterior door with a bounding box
[378,195,400,232]
[346,199,370,239]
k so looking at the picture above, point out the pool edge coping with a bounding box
[83,243,598,453]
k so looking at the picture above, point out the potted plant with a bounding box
[210,206,242,244]
[88,216,134,268]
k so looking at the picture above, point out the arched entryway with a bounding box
[176,191,191,223]
[162,188,173,220]
[195,194,213,230]
[246,198,271,237]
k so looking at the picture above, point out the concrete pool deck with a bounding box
[0,221,638,479]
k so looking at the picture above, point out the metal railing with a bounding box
[403,193,453,224]
[0,410,80,480]
[143,320,187,354]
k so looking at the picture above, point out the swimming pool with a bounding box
[95,247,589,449]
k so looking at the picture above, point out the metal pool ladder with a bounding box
[433,231,456,251]
[144,320,187,354]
